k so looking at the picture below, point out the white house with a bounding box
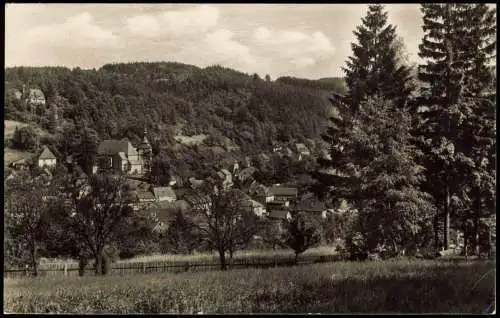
[37,146,57,168]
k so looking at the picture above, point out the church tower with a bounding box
[137,127,152,175]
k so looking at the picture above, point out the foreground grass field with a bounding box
[4,259,495,314]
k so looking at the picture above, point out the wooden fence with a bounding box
[4,255,340,279]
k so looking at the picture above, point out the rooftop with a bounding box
[269,186,298,197]
[38,146,56,160]
[153,186,176,200]
[98,139,137,156]
[268,210,290,220]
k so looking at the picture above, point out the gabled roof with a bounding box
[153,187,177,200]
[38,146,56,160]
[136,188,156,201]
[268,210,290,220]
[29,88,45,99]
[238,167,257,180]
[294,199,326,213]
[295,143,310,154]
[98,139,135,156]
[269,186,298,197]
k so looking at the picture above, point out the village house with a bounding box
[95,131,151,176]
[248,182,274,204]
[26,88,46,106]
[294,143,311,161]
[294,198,328,219]
[267,209,292,223]
[269,186,298,207]
[37,146,57,168]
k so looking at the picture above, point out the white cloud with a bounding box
[127,15,161,38]
[291,57,316,68]
[22,12,120,49]
[203,29,256,66]
[251,27,336,75]
[126,5,220,38]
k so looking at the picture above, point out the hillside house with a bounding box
[269,186,298,207]
[37,146,57,168]
[295,143,311,161]
[26,88,46,106]
[268,209,292,221]
[294,199,328,219]
[249,182,274,204]
[96,134,151,176]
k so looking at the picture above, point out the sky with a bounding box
[6,4,434,79]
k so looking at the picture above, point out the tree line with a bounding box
[314,3,495,259]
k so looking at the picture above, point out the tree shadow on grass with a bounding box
[251,270,495,314]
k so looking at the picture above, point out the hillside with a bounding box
[4,62,346,177]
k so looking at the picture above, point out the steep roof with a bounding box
[38,146,56,160]
[153,187,177,200]
[29,88,45,99]
[98,139,134,156]
[269,186,298,197]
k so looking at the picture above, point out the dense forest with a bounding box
[4,63,346,176]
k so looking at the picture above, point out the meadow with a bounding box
[4,259,495,314]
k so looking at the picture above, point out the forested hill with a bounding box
[4,62,345,176]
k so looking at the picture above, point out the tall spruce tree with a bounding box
[343,4,413,112]
[417,4,496,251]
[455,4,496,254]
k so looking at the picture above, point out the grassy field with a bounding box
[4,259,495,314]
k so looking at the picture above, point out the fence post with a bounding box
[25,264,29,277]
[64,263,68,276]
[142,262,146,274]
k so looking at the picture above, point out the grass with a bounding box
[4,259,495,314]
[36,246,337,269]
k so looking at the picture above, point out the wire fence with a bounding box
[4,254,341,279]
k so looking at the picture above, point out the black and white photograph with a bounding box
[3,3,496,314]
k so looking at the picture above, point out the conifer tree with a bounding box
[343,4,413,112]
[416,4,496,251]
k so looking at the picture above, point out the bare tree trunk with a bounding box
[444,185,450,250]
[218,248,227,271]
[95,248,103,275]
[30,242,38,277]
[473,189,481,256]
[78,257,87,276]
[434,214,440,252]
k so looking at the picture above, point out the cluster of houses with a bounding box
[6,130,332,236]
